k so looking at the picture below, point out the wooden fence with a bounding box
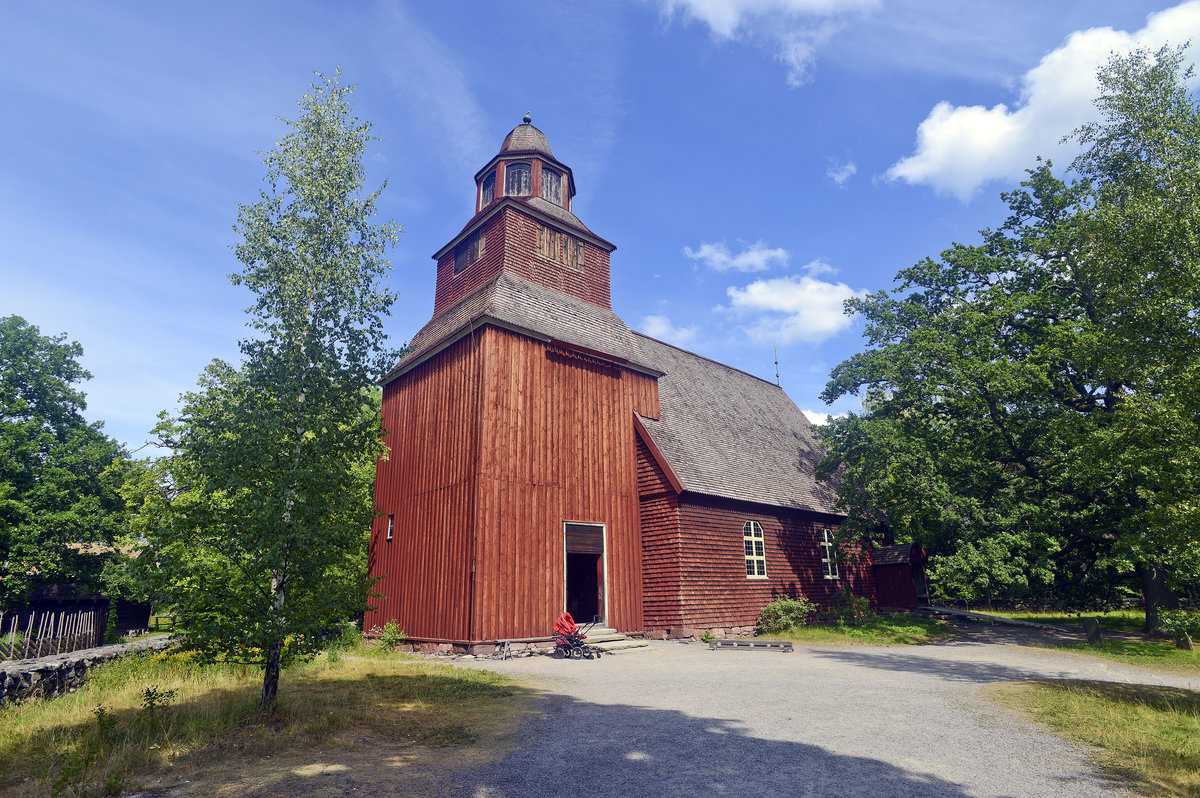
[0,608,104,661]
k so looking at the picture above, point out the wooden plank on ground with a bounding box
[708,639,793,652]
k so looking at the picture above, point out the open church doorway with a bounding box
[564,522,605,623]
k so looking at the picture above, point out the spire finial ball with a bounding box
[523,111,532,124]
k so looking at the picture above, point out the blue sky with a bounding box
[4,1,1198,452]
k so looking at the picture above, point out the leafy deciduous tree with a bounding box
[0,315,134,604]
[819,46,1200,628]
[133,72,399,704]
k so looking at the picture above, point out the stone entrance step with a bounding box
[578,626,649,654]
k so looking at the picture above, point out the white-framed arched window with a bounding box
[504,162,531,197]
[820,528,839,580]
[743,521,767,578]
[480,172,495,209]
[541,167,562,206]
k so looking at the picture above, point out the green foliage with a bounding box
[759,614,953,646]
[102,606,119,645]
[819,46,1200,614]
[756,595,817,633]
[377,620,406,649]
[1159,610,1200,639]
[130,71,399,705]
[699,629,715,643]
[0,315,137,604]
[820,589,875,626]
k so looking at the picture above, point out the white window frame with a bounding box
[504,162,531,197]
[820,528,839,580]
[386,514,395,542]
[541,167,562,205]
[743,520,767,579]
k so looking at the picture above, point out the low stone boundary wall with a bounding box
[0,635,173,707]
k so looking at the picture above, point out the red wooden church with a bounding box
[365,117,919,649]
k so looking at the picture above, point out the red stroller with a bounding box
[552,611,601,659]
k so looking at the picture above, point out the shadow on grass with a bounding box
[1019,679,1200,714]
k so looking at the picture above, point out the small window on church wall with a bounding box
[480,173,495,209]
[505,162,531,196]
[541,168,562,205]
[386,514,395,542]
[743,521,767,578]
[820,528,839,580]
[453,231,485,275]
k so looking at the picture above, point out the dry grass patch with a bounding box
[0,644,532,797]
[985,679,1200,797]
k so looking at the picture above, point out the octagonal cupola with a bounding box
[431,115,616,318]
[474,113,576,213]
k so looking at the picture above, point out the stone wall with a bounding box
[0,635,173,707]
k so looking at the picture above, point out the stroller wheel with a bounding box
[553,646,566,659]
[571,646,584,659]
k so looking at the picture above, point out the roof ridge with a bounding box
[631,331,782,389]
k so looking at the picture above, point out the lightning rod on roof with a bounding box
[774,346,780,387]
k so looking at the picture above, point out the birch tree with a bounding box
[137,72,398,704]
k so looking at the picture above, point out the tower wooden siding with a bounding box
[367,333,481,641]
[434,206,613,316]
[369,323,660,643]
[470,326,657,640]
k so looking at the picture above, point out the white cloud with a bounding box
[827,158,857,185]
[801,409,844,425]
[684,241,789,272]
[724,271,864,344]
[640,315,700,346]
[886,2,1200,201]
[655,0,878,86]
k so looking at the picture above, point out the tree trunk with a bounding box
[261,569,287,707]
[261,639,282,706]
[1137,560,1179,634]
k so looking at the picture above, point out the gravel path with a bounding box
[452,629,1199,797]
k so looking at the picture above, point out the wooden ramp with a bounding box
[708,639,793,652]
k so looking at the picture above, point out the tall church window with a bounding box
[480,173,495,209]
[504,162,531,197]
[541,167,562,205]
[743,521,767,578]
[820,528,839,580]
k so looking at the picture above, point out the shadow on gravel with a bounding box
[807,648,1057,684]
[455,693,980,797]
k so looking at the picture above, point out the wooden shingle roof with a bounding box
[384,272,659,382]
[633,333,841,514]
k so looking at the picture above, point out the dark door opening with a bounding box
[566,552,602,622]
[564,522,605,623]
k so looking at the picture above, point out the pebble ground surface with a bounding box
[452,624,1200,797]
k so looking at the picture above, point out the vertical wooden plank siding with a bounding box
[366,333,482,641]
[669,495,878,630]
[471,326,654,640]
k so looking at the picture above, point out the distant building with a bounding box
[366,118,919,648]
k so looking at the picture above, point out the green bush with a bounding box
[378,620,406,649]
[820,589,875,627]
[757,595,816,633]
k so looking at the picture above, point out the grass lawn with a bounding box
[0,639,530,798]
[756,614,955,646]
[1037,639,1200,675]
[990,609,1146,634]
[986,679,1200,797]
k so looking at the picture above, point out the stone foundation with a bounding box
[0,636,173,707]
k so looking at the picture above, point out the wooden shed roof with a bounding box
[633,333,841,515]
